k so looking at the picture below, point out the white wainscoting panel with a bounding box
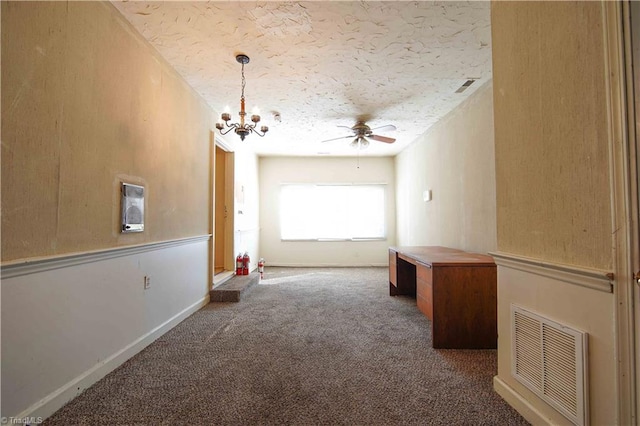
[493,253,617,425]
[1,236,210,422]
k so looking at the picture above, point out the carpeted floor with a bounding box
[44,267,529,426]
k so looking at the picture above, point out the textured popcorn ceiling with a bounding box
[112,1,492,156]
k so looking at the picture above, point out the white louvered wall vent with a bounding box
[511,305,589,426]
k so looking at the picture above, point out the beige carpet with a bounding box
[44,267,529,425]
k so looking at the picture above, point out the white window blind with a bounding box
[280,184,386,241]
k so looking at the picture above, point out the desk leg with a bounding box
[390,282,398,296]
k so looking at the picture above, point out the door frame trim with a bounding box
[606,1,637,423]
[213,135,236,283]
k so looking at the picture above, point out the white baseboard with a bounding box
[15,295,209,424]
[266,263,388,268]
[493,376,551,425]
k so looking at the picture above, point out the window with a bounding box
[280,184,386,241]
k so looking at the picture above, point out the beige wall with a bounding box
[491,1,618,424]
[259,156,396,266]
[492,1,612,271]
[1,1,214,420]
[1,1,214,263]
[395,81,497,255]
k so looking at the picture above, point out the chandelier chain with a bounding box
[241,62,246,101]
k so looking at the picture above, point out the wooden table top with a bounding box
[390,246,496,266]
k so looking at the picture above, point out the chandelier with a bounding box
[215,54,268,141]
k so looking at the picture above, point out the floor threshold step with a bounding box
[210,272,259,302]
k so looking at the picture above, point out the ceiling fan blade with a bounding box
[337,125,355,132]
[321,135,355,143]
[370,134,396,144]
[370,124,396,133]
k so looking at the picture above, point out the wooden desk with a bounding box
[389,246,497,349]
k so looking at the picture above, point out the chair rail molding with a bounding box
[1,234,212,279]
[490,251,614,293]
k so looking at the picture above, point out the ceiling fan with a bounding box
[321,121,396,149]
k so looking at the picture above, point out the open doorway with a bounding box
[213,141,235,286]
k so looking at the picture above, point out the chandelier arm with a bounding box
[218,127,237,136]
[244,124,267,137]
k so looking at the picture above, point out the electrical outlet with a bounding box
[144,276,151,290]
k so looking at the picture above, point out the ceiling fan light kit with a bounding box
[350,137,369,149]
[215,54,268,141]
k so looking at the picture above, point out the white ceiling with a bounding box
[112,1,492,157]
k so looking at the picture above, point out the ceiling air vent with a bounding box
[511,305,589,426]
[455,79,476,93]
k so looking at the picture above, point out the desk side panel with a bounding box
[432,265,497,348]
